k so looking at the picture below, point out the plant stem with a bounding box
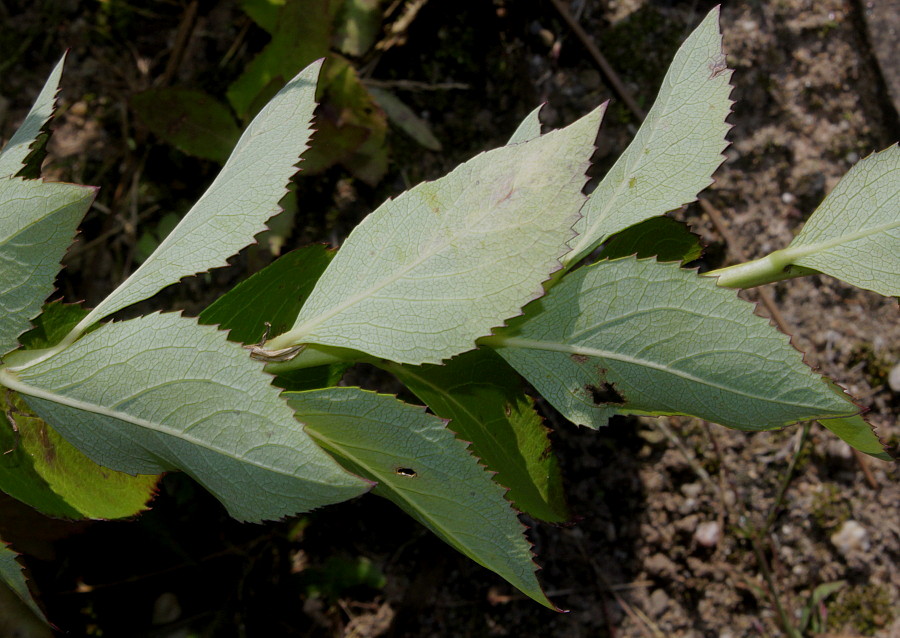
[750,534,802,638]
[763,422,811,536]
[263,344,368,375]
[704,251,818,289]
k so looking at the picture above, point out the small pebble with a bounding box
[830,520,870,556]
[888,362,900,392]
[694,521,721,547]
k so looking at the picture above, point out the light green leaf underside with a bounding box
[818,414,893,462]
[277,104,606,364]
[507,105,544,145]
[0,391,159,519]
[0,55,64,178]
[567,7,732,265]
[785,144,899,296]
[490,258,855,431]
[6,313,368,522]
[0,540,46,624]
[386,350,568,523]
[80,61,324,329]
[0,177,95,357]
[287,387,554,609]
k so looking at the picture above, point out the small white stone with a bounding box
[830,520,870,556]
[694,521,721,547]
[781,192,796,204]
[888,362,900,392]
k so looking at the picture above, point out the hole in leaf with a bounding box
[585,382,625,406]
[394,467,418,478]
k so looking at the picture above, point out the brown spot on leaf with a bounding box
[538,445,553,462]
[570,354,589,365]
[38,425,56,465]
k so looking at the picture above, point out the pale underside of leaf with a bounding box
[6,313,368,522]
[785,144,899,296]
[507,105,544,145]
[0,177,96,357]
[490,258,856,431]
[76,61,324,331]
[286,387,555,609]
[567,6,733,265]
[275,104,606,364]
[0,55,64,178]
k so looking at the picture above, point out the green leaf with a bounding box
[200,244,334,344]
[240,0,286,34]
[0,55,64,179]
[0,177,96,357]
[783,144,899,296]
[228,0,334,119]
[270,104,607,364]
[507,105,544,145]
[486,258,856,431]
[3,313,369,522]
[566,7,732,265]
[818,414,893,462]
[385,349,568,522]
[17,301,90,350]
[131,88,241,164]
[0,540,46,624]
[368,87,441,151]
[334,0,383,57]
[286,387,555,609]
[597,216,703,263]
[199,244,350,391]
[77,61,323,332]
[0,391,159,519]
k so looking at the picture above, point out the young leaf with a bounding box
[2,313,369,522]
[385,349,568,522]
[566,7,732,265]
[0,55,64,179]
[269,104,606,364]
[783,144,899,296]
[0,177,96,357]
[0,391,159,519]
[131,88,241,164]
[0,540,47,625]
[486,258,857,432]
[76,61,324,333]
[286,387,556,609]
[596,216,703,263]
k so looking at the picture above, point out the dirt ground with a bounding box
[0,1,897,636]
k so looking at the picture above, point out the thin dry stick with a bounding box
[548,0,646,121]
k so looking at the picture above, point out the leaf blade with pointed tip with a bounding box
[274,105,606,364]
[385,350,568,522]
[5,313,369,522]
[0,55,65,179]
[0,177,96,357]
[78,61,324,330]
[566,7,732,265]
[818,414,893,462]
[784,144,899,296]
[286,387,555,609]
[507,105,544,145]
[489,258,856,431]
[0,540,47,624]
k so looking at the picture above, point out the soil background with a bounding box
[0,1,897,637]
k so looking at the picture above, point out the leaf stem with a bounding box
[704,250,818,289]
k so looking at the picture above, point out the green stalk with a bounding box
[704,250,819,289]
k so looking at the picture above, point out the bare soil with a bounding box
[0,1,897,637]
